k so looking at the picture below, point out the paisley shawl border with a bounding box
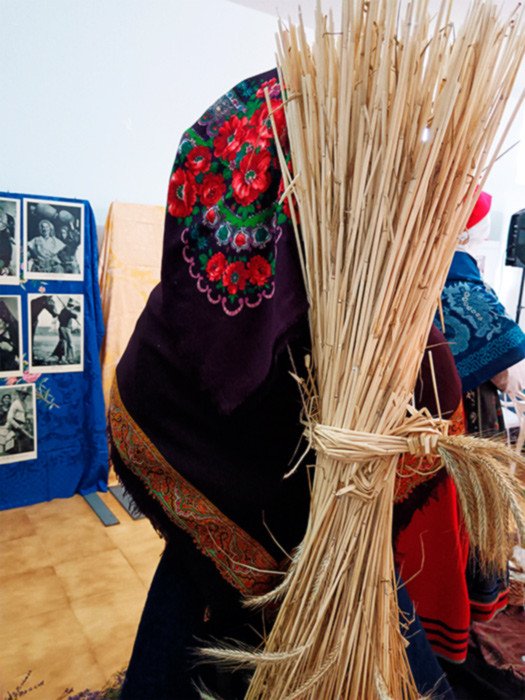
[108,378,279,596]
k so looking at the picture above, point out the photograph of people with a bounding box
[0,197,20,284]
[57,222,81,274]
[0,392,12,425]
[26,219,64,274]
[29,294,83,373]
[0,296,22,378]
[0,384,37,464]
[24,199,84,281]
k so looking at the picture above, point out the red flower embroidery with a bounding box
[252,100,287,142]
[248,255,272,286]
[214,115,249,160]
[200,173,226,207]
[168,168,197,218]
[206,252,227,281]
[232,151,271,206]
[222,261,248,294]
[186,146,211,174]
[256,77,281,100]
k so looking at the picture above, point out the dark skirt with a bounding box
[121,538,454,700]
[120,536,261,700]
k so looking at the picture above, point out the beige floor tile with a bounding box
[70,587,146,681]
[70,586,146,647]
[104,508,164,587]
[93,634,135,682]
[21,606,88,647]
[0,566,69,625]
[35,520,117,566]
[0,495,170,696]
[25,494,94,525]
[105,514,159,547]
[0,607,106,699]
[55,548,145,601]
[119,536,164,588]
[0,508,36,543]
[0,533,52,576]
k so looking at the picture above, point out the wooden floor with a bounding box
[0,492,164,699]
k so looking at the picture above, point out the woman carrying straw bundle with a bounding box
[108,67,495,699]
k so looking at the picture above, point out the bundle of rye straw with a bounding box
[205,1,525,698]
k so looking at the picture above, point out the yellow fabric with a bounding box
[99,201,164,409]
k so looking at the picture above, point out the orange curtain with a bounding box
[99,202,164,409]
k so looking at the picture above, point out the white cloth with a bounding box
[492,357,525,395]
[6,398,25,430]
[456,213,491,260]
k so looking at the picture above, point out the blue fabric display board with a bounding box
[0,192,108,509]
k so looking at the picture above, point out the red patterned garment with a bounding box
[395,476,471,663]
[393,335,472,664]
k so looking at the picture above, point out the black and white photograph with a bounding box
[24,199,84,281]
[29,294,84,373]
[0,383,37,464]
[0,296,23,378]
[0,197,20,284]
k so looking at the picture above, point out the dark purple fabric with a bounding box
[115,285,311,561]
[115,69,312,559]
[159,68,307,415]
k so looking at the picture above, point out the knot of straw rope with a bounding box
[405,432,442,456]
[305,412,449,463]
[302,410,450,500]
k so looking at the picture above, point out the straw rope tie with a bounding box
[304,420,448,500]
[307,421,447,462]
[406,432,441,456]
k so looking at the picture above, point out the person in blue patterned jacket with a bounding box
[438,192,525,684]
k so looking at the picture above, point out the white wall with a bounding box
[484,96,525,325]
[0,0,281,227]
[230,0,524,26]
